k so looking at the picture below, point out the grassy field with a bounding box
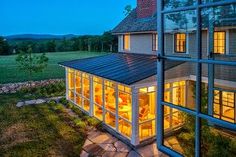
[0,51,108,84]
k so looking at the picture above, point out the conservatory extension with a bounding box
[60,53,191,145]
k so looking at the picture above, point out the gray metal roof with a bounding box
[111,9,157,34]
[59,53,183,85]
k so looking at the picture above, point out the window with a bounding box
[214,90,235,123]
[152,33,158,51]
[174,33,186,53]
[93,77,103,120]
[118,85,132,138]
[123,34,130,51]
[214,31,226,54]
[138,86,156,140]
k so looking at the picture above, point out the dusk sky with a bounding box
[0,0,136,36]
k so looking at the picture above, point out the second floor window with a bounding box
[214,31,226,54]
[174,33,186,53]
[152,33,158,51]
[123,34,130,51]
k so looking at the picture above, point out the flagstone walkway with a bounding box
[80,129,170,157]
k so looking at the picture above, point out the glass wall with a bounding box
[157,0,236,156]
[138,86,156,140]
[118,85,132,138]
[66,68,91,112]
[68,68,75,102]
[93,77,103,120]
[104,80,117,128]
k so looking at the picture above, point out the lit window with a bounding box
[175,33,186,53]
[214,90,235,123]
[123,34,130,51]
[214,31,225,54]
[152,33,158,51]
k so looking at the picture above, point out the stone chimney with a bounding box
[137,0,157,18]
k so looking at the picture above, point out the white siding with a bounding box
[118,34,155,55]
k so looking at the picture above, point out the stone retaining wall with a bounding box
[0,79,64,94]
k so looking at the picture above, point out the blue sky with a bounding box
[0,0,136,36]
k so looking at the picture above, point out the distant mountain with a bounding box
[5,34,78,40]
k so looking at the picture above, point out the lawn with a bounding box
[0,87,100,156]
[0,51,108,84]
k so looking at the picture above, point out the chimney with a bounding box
[137,0,157,18]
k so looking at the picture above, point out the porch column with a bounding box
[89,75,94,116]
[131,87,139,145]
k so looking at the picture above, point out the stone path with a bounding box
[16,96,64,108]
[81,129,169,157]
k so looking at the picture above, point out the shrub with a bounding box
[59,97,69,105]
[87,117,100,127]
[74,118,86,129]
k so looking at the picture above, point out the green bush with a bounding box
[87,117,101,127]
[19,81,65,98]
[74,118,86,128]
[59,97,69,105]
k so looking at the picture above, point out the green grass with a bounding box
[0,93,86,157]
[0,51,108,84]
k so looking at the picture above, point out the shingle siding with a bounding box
[229,29,236,54]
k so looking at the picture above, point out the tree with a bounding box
[46,40,56,52]
[0,37,10,55]
[123,5,132,16]
[16,45,49,82]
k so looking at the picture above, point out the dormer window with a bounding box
[123,34,130,51]
[214,31,226,54]
[152,33,158,51]
[174,33,186,53]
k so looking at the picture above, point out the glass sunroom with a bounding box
[60,53,187,145]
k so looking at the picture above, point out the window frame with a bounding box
[123,34,130,51]
[174,33,187,53]
[213,31,226,54]
[152,33,158,51]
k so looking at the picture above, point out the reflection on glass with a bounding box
[164,0,196,10]
[214,90,235,123]
[164,107,195,156]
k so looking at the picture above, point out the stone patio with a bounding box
[80,129,170,157]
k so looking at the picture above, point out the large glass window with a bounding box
[82,73,90,111]
[118,85,132,138]
[104,80,116,128]
[68,68,75,102]
[158,1,236,156]
[93,77,103,120]
[138,86,156,141]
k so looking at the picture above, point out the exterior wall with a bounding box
[119,34,155,55]
[229,29,236,54]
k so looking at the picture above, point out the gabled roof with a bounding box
[111,9,157,34]
[59,53,183,85]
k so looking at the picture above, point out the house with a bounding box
[59,0,236,155]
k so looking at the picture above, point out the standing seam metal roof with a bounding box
[59,53,183,85]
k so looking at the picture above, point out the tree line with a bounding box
[0,32,118,55]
